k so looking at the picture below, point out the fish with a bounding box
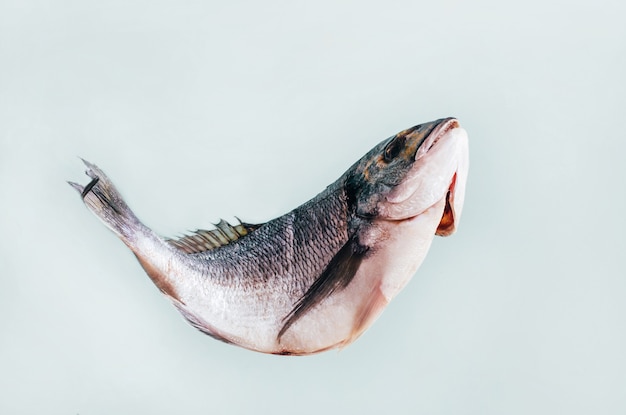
[69,117,469,355]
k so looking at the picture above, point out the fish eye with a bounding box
[383,136,406,162]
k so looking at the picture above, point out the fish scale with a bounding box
[69,117,469,355]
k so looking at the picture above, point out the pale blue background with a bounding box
[1,0,625,414]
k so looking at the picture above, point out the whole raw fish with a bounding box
[69,117,469,355]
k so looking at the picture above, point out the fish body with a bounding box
[69,117,469,355]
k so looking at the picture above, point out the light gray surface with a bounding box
[1,0,625,413]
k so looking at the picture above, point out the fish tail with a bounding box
[70,159,186,303]
[68,159,142,243]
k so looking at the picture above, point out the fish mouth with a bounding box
[417,118,460,231]
[392,173,457,236]
[380,117,467,226]
[415,117,459,160]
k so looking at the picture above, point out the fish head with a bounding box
[347,117,469,235]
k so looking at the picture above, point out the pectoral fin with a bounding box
[277,235,368,341]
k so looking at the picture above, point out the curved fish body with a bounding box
[69,117,469,355]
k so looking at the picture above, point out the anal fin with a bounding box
[171,300,235,345]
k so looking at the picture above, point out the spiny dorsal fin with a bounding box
[166,219,264,254]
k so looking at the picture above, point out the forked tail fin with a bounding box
[68,159,142,243]
[70,159,185,302]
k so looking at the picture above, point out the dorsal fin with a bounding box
[166,219,264,254]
